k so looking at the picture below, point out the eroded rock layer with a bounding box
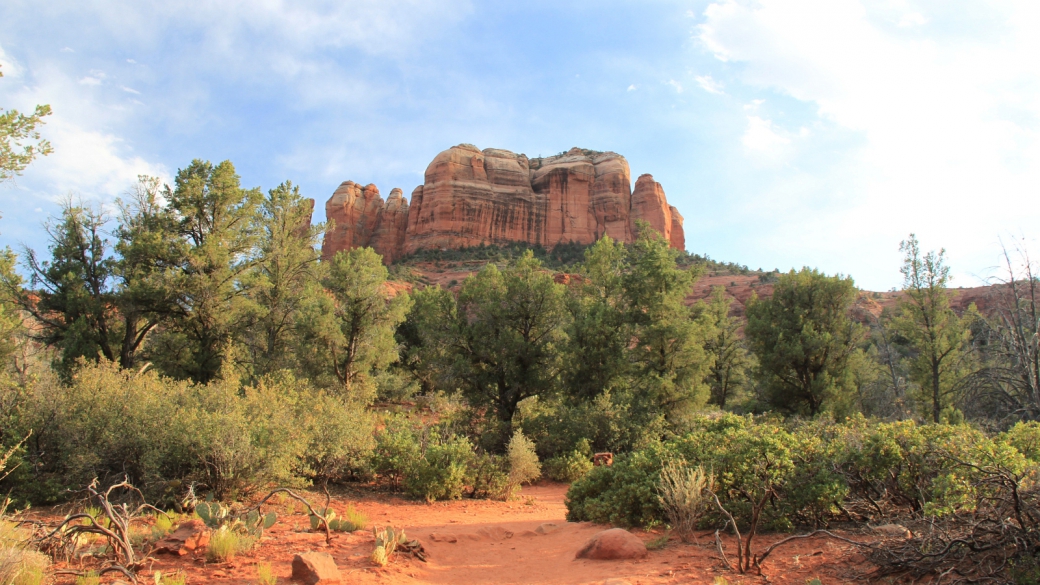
[321,144,685,263]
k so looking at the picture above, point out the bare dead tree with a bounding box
[963,240,1040,424]
[33,478,169,581]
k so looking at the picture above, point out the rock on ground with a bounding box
[291,551,343,584]
[575,528,648,561]
[151,519,209,556]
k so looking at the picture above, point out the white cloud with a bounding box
[695,74,725,95]
[121,86,140,94]
[78,69,106,85]
[627,84,637,91]
[742,115,790,154]
[1,61,167,205]
[697,0,1040,287]
[897,12,928,27]
[667,79,684,93]
[126,58,136,64]
[61,47,75,53]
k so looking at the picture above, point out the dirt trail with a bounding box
[50,483,869,584]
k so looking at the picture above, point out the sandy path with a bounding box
[48,483,868,584]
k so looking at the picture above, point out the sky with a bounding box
[1,0,1038,291]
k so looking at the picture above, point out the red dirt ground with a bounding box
[45,483,872,585]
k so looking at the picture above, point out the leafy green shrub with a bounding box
[469,453,510,499]
[566,442,672,527]
[0,362,369,504]
[1003,421,1040,463]
[831,419,1028,519]
[566,414,846,530]
[405,436,474,502]
[543,440,593,483]
[372,416,422,490]
[299,391,375,482]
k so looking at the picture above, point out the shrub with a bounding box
[658,462,714,543]
[543,444,593,483]
[504,430,541,499]
[206,526,250,562]
[0,519,48,585]
[405,436,474,502]
[0,363,349,504]
[299,391,375,482]
[372,416,422,491]
[1003,421,1040,463]
[566,442,672,527]
[469,453,510,499]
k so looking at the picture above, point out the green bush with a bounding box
[469,453,510,499]
[405,435,474,502]
[299,391,375,482]
[543,440,593,483]
[371,416,422,491]
[566,442,673,527]
[1003,421,1040,463]
[0,362,374,503]
[566,414,1037,531]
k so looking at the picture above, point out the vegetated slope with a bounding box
[384,241,996,319]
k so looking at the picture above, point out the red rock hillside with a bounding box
[321,144,685,263]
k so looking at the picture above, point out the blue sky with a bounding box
[1,0,1038,290]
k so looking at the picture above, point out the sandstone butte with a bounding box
[320,144,685,263]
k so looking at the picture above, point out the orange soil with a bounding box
[48,483,871,585]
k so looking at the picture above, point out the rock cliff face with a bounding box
[320,144,685,263]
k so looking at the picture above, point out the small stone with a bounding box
[291,552,342,584]
[429,533,458,543]
[535,522,560,535]
[575,528,648,561]
[603,580,633,585]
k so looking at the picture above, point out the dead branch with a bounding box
[248,487,333,544]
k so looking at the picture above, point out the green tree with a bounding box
[453,251,568,424]
[1,66,52,182]
[698,286,752,409]
[623,224,710,422]
[746,267,864,416]
[563,235,629,401]
[150,160,261,383]
[301,247,409,398]
[397,284,457,396]
[0,247,24,370]
[13,201,118,375]
[892,234,972,423]
[239,181,325,378]
[112,176,184,369]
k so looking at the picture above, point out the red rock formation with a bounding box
[370,188,409,263]
[319,144,685,263]
[631,174,674,243]
[322,181,382,260]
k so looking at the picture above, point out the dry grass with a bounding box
[658,462,714,544]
